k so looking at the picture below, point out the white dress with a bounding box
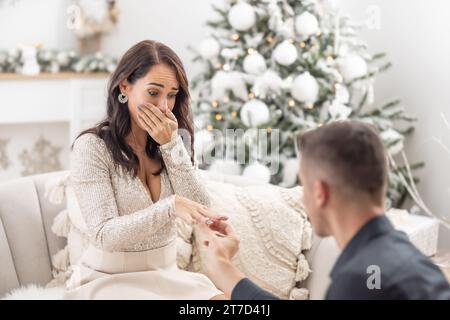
[63,132,222,300]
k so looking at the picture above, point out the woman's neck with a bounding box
[127,121,148,152]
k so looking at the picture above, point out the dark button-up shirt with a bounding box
[232,215,450,300]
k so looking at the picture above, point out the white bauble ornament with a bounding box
[209,159,241,176]
[281,158,299,187]
[295,12,319,37]
[228,2,256,31]
[339,54,368,82]
[199,38,220,59]
[243,162,271,183]
[243,52,266,75]
[56,52,70,66]
[273,40,298,66]
[291,72,319,103]
[240,99,270,127]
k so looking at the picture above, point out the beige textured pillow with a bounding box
[186,180,313,300]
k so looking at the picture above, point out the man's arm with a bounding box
[198,221,280,300]
[232,278,280,300]
[207,255,279,300]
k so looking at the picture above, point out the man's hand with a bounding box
[201,219,240,262]
[198,220,245,297]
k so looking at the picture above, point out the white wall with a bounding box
[0,0,215,76]
[100,0,217,77]
[1,0,449,248]
[340,0,450,249]
[0,0,76,49]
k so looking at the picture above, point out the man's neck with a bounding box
[329,203,384,250]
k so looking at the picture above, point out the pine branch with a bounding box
[355,91,368,113]
[397,126,415,135]
[380,100,401,110]
[378,62,392,73]
[371,52,387,61]
[210,4,228,17]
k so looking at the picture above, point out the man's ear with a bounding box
[119,79,130,95]
[313,180,329,208]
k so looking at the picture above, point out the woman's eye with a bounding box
[148,91,158,96]
[169,94,177,99]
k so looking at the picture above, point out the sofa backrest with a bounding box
[0,169,339,299]
[0,171,67,297]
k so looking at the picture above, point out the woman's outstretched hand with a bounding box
[137,102,178,145]
[174,195,228,225]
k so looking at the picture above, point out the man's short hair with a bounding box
[297,120,388,203]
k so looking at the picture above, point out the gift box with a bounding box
[432,251,450,282]
[386,209,440,257]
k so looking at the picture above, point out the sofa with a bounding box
[0,170,341,299]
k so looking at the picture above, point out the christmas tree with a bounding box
[190,0,421,208]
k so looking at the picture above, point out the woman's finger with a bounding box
[138,112,156,131]
[165,109,177,122]
[200,207,226,221]
[139,104,161,126]
[138,107,158,128]
[137,113,151,131]
[197,206,211,218]
[143,103,166,123]
[193,211,208,224]
[138,104,161,123]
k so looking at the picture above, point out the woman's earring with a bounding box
[118,92,128,104]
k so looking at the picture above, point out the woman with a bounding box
[64,40,226,300]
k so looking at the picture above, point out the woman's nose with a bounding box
[157,99,168,113]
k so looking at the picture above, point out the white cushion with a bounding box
[186,179,313,299]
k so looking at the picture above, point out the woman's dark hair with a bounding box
[72,40,194,177]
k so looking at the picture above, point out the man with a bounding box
[199,121,450,300]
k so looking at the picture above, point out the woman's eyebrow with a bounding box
[146,82,179,91]
[146,82,164,88]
